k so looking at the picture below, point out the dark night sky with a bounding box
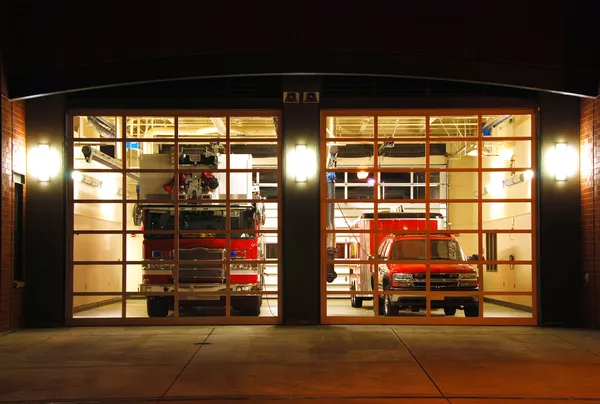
[1,0,598,98]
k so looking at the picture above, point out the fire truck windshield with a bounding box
[390,239,466,261]
[145,209,256,239]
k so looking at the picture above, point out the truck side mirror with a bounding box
[468,254,479,261]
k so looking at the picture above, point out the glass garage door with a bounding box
[67,112,281,324]
[321,111,536,325]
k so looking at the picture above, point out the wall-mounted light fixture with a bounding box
[482,170,534,196]
[287,144,316,182]
[29,143,61,182]
[504,170,534,187]
[554,143,569,181]
[72,171,101,187]
[544,142,577,181]
[72,170,129,197]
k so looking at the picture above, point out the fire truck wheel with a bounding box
[464,304,479,317]
[147,297,169,317]
[232,296,262,316]
[443,307,457,316]
[350,283,363,308]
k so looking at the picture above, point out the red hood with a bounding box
[387,263,476,274]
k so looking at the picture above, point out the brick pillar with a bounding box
[581,91,600,329]
[0,56,27,331]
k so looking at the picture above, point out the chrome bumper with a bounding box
[139,283,259,294]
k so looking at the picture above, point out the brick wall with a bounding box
[0,56,26,331]
[581,91,600,329]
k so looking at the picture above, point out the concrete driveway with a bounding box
[1,325,599,403]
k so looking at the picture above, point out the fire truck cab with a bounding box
[133,144,266,317]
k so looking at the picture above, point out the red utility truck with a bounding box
[349,212,479,317]
[133,146,266,317]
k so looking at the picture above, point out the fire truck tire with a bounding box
[232,296,262,316]
[384,295,399,316]
[443,307,457,316]
[147,297,169,317]
[464,304,479,317]
[350,283,363,308]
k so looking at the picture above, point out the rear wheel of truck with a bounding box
[147,297,169,317]
[443,307,457,316]
[464,304,479,317]
[350,283,363,308]
[233,296,262,316]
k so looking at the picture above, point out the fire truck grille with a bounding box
[178,247,226,283]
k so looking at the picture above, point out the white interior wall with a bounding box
[73,143,142,309]
[480,115,533,308]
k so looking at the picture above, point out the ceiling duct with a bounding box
[482,115,512,136]
[87,116,116,138]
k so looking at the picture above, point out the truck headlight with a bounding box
[458,273,478,280]
[392,273,413,281]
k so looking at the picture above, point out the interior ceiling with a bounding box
[327,116,508,138]
[125,117,278,138]
[80,115,517,160]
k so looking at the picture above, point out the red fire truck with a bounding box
[132,145,266,317]
[349,212,480,317]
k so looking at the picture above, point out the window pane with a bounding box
[230,116,278,139]
[326,116,374,138]
[126,116,175,139]
[483,295,533,318]
[73,140,123,170]
[378,141,427,168]
[73,116,122,139]
[74,233,123,262]
[482,114,531,137]
[481,140,532,169]
[482,171,533,199]
[378,116,426,138]
[483,203,532,230]
[178,116,226,139]
[73,295,122,318]
[327,141,375,168]
[430,115,478,137]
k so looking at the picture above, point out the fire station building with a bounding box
[1,2,599,330]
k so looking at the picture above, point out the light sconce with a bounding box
[29,143,61,182]
[287,144,316,182]
[551,142,577,181]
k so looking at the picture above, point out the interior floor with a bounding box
[74,298,530,319]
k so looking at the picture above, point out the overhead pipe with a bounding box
[482,115,512,136]
[87,116,116,138]
[326,145,339,283]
